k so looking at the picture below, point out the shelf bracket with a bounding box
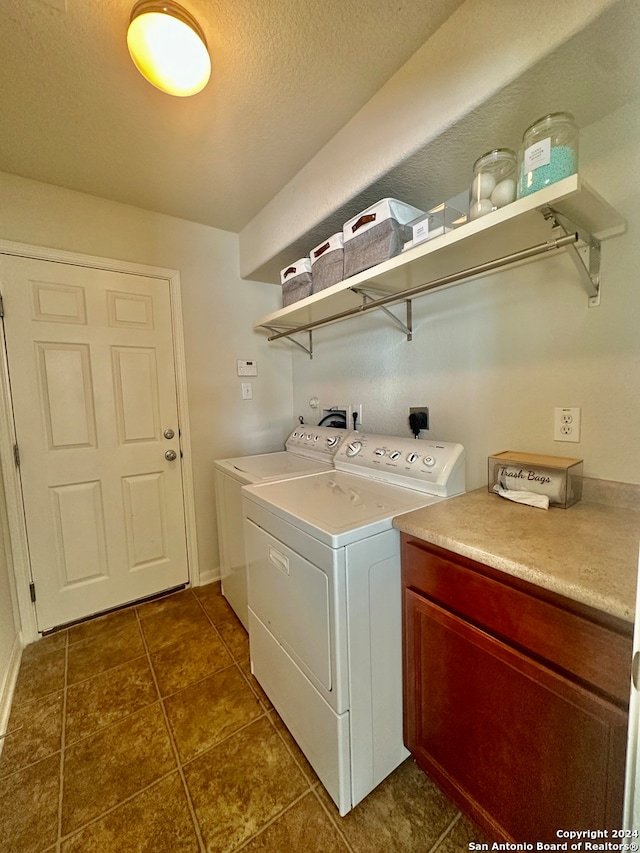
[262,231,578,349]
[264,326,313,359]
[543,207,601,306]
[352,288,413,341]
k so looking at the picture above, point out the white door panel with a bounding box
[1,256,189,630]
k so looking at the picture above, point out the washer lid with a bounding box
[215,451,331,484]
[243,469,443,547]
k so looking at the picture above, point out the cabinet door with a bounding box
[404,588,628,841]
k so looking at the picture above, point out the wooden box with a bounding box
[489,450,583,508]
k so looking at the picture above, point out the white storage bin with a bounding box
[281,258,312,307]
[310,233,344,293]
[343,198,424,279]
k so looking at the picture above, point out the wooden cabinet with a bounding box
[401,535,633,842]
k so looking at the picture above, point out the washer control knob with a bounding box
[326,436,339,448]
[389,450,402,461]
[374,448,386,457]
[423,455,436,467]
[407,452,419,463]
[346,440,363,457]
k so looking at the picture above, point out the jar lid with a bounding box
[473,148,516,170]
[522,111,576,138]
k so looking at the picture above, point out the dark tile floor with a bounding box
[0,583,487,852]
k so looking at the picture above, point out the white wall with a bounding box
[239,0,624,280]
[0,172,291,580]
[0,457,21,738]
[291,102,640,489]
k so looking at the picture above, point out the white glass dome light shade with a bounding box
[127,1,211,97]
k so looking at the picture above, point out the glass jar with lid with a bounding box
[469,148,517,220]
[517,111,578,198]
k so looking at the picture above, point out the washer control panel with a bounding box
[333,433,465,497]
[285,426,354,461]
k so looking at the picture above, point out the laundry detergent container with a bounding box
[342,198,424,279]
[310,233,344,293]
[280,258,312,307]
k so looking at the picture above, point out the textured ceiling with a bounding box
[245,0,640,282]
[0,0,466,233]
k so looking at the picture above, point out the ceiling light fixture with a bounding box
[127,1,211,97]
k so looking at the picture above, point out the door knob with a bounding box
[165,449,177,461]
[164,429,175,439]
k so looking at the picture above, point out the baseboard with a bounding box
[0,633,23,757]
[197,567,221,587]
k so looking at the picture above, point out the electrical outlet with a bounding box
[409,407,429,430]
[408,407,429,437]
[554,407,581,442]
[319,403,362,429]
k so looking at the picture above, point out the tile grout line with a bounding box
[54,694,270,844]
[263,711,318,792]
[54,595,205,848]
[57,769,185,847]
[8,586,486,852]
[195,588,353,852]
[191,588,241,659]
[65,650,148,690]
[193,588,323,793]
[56,628,69,852]
[311,786,357,853]
[194,586,350,848]
[230,788,326,853]
[430,811,463,852]
[136,599,208,853]
[264,709,322,794]
[161,588,321,852]
[177,696,270,773]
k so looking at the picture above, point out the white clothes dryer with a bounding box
[214,425,353,628]
[242,433,465,814]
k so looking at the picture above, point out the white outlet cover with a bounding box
[554,407,581,442]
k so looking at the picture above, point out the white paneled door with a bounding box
[1,256,189,631]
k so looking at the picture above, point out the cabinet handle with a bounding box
[268,546,290,575]
[633,651,640,691]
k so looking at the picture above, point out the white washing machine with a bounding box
[214,425,353,629]
[242,432,465,815]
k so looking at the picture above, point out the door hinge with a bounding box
[29,582,36,603]
[13,443,20,468]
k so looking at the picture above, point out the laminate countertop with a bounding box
[393,486,640,623]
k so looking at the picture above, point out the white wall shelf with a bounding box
[253,175,626,358]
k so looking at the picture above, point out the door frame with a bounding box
[0,240,200,644]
